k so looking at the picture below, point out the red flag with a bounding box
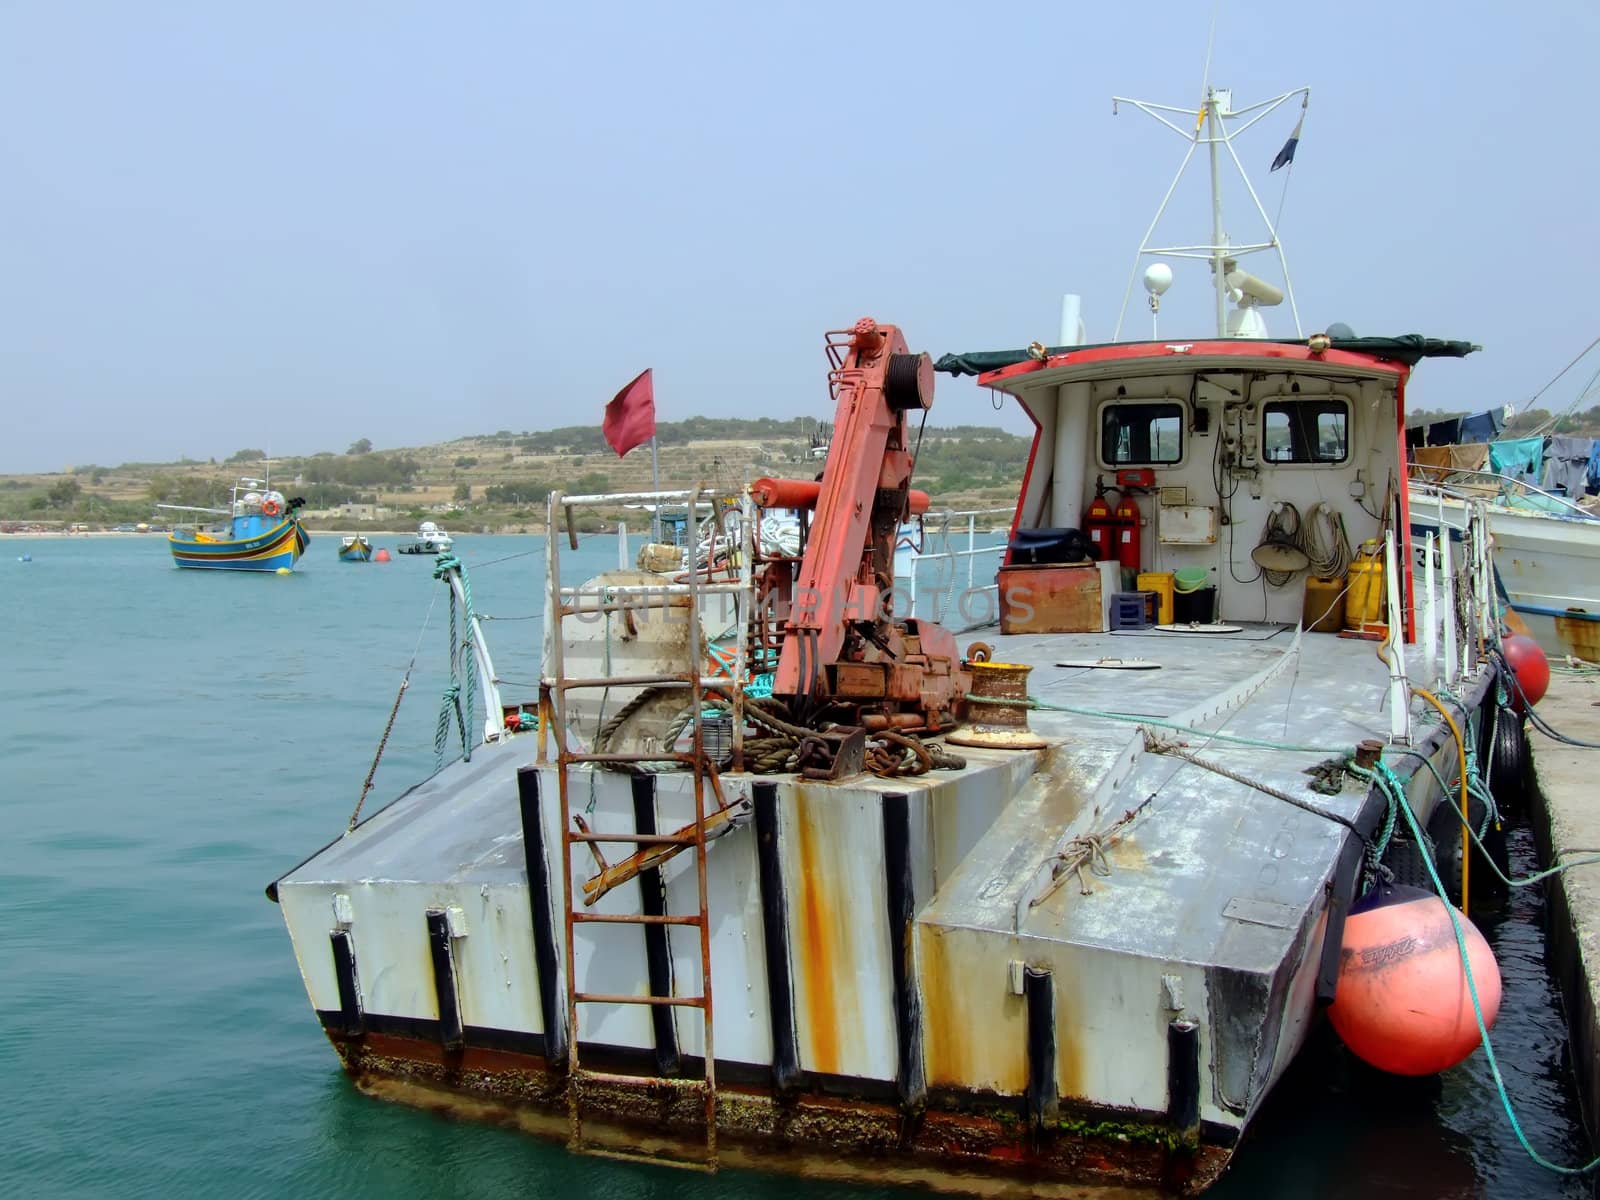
[602,368,656,457]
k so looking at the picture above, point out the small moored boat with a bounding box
[338,535,373,563]
[160,478,309,572]
[397,521,453,555]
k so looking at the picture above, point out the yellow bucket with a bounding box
[1137,571,1175,626]
[1346,549,1385,629]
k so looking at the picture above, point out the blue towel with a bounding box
[1488,437,1544,484]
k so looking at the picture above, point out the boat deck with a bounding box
[281,623,1400,892]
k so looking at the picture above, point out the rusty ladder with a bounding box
[545,486,741,1174]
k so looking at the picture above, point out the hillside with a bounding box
[0,418,1032,533]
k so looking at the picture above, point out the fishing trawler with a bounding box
[267,77,1529,1196]
[161,477,309,572]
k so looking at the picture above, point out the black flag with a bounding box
[1270,116,1304,172]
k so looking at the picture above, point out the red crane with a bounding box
[766,318,969,732]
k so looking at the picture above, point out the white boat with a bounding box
[266,67,1521,1196]
[397,520,453,555]
[1408,470,1600,661]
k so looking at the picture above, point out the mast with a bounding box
[1205,92,1227,336]
[1111,80,1308,341]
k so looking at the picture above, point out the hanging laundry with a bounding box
[1489,436,1545,485]
[1458,410,1504,443]
[1541,435,1594,497]
[1424,416,1463,446]
[1409,445,1454,482]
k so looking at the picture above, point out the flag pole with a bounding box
[650,435,662,544]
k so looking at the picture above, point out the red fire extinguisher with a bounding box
[1114,491,1141,572]
[1085,486,1114,561]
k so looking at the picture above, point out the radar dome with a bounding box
[1143,263,1174,296]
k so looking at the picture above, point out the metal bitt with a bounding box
[947,658,1048,750]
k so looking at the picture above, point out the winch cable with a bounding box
[1355,761,1600,1176]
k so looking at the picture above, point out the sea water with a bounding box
[0,535,1591,1198]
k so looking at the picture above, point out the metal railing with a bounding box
[902,508,1013,631]
[1410,467,1597,522]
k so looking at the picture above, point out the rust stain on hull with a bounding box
[330,1027,1230,1197]
[791,785,844,1073]
[1553,611,1600,664]
[919,924,1027,1094]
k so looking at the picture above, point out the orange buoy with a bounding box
[1328,883,1501,1076]
[1501,633,1549,713]
[374,548,391,562]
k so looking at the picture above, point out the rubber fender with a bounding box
[1380,832,1436,893]
[1488,709,1528,817]
[1427,786,1508,907]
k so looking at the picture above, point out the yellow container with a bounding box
[1303,574,1347,634]
[1137,571,1175,626]
[1346,549,1386,629]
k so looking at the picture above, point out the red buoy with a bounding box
[1328,883,1500,1076]
[1501,633,1549,712]
[374,548,391,563]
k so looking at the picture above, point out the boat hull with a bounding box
[323,1027,1233,1194]
[169,518,309,571]
[338,537,373,563]
[275,622,1492,1194]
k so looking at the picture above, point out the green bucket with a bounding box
[1174,568,1208,594]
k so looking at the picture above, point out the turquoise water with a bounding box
[0,535,1590,1198]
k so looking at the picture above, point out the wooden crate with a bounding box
[998,562,1103,635]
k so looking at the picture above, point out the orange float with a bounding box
[1328,882,1501,1076]
[1501,633,1549,713]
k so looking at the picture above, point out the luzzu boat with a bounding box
[161,478,309,572]
[339,535,374,563]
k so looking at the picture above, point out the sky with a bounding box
[3,1,1598,473]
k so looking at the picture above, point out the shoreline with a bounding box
[4,528,559,540]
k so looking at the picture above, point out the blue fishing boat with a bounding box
[160,478,310,572]
[337,535,372,563]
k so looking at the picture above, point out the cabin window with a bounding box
[1262,399,1349,465]
[1100,402,1184,466]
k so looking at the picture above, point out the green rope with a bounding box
[1352,761,1600,1176]
[435,682,462,770]
[1384,748,1600,889]
[984,694,1347,754]
[1367,786,1397,877]
[432,552,478,766]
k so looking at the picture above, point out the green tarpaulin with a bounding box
[932,335,1480,379]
